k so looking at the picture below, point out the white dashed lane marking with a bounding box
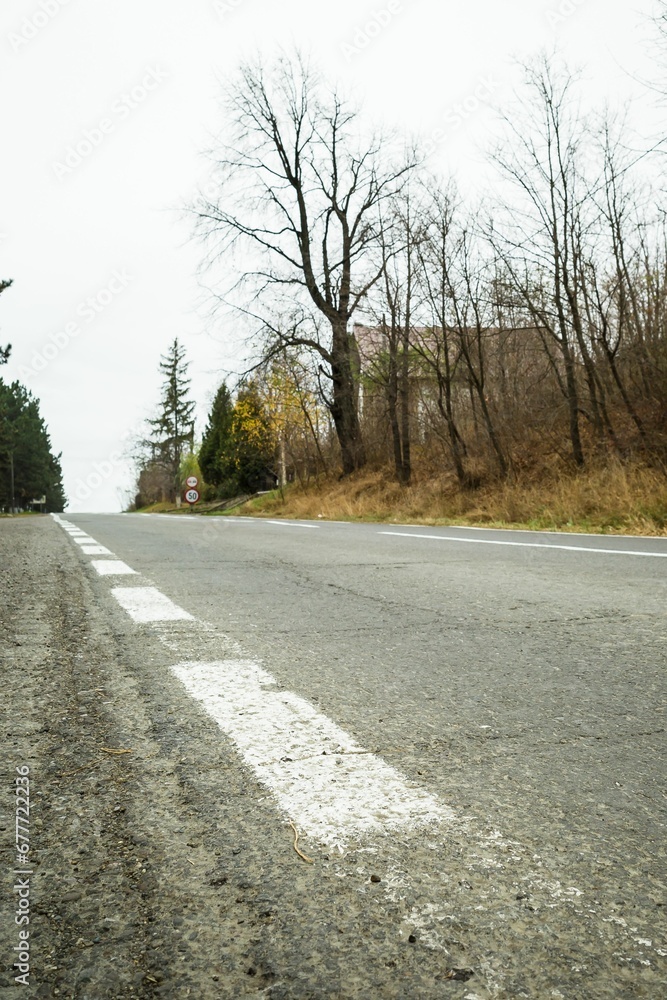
[91,560,137,576]
[380,531,667,558]
[110,586,194,623]
[80,545,113,555]
[171,659,451,849]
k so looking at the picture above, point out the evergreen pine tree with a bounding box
[0,379,66,511]
[199,381,234,490]
[0,279,13,365]
[148,339,196,500]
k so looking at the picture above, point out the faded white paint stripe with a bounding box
[171,660,451,848]
[112,587,194,622]
[91,560,137,576]
[380,531,667,558]
[72,535,97,545]
[81,545,113,555]
[265,520,319,529]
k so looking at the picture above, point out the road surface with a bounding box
[1,512,665,999]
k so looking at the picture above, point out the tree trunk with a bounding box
[398,355,411,483]
[476,388,508,477]
[384,319,406,484]
[387,364,404,483]
[604,343,648,445]
[330,321,366,474]
[562,344,585,466]
[399,324,412,485]
[436,374,468,487]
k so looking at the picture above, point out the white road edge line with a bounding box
[171,659,452,850]
[80,545,114,556]
[380,531,667,558]
[111,586,194,623]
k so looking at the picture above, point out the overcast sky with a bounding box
[1,0,663,511]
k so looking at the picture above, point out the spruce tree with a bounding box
[148,339,196,500]
[199,381,234,490]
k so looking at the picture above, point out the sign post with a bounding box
[184,476,199,512]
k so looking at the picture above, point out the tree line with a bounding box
[0,280,66,513]
[182,44,666,495]
[138,35,667,507]
[132,340,278,507]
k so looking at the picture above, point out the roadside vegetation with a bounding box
[133,27,667,532]
[226,461,667,536]
[0,279,66,513]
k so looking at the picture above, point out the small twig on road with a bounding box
[289,821,313,864]
[60,761,99,778]
[100,747,134,755]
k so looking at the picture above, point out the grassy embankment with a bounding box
[205,460,667,535]
[133,461,667,535]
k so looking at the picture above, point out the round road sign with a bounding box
[184,488,200,504]
[186,476,199,488]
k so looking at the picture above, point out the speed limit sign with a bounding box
[184,488,199,505]
[186,476,199,489]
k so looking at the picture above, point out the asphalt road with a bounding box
[3,513,666,999]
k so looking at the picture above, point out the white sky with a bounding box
[1,0,663,511]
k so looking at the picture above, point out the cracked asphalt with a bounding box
[1,513,665,998]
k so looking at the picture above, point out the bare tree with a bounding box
[414,186,469,485]
[581,123,651,445]
[365,189,424,484]
[446,226,509,476]
[415,186,510,480]
[490,58,590,466]
[194,53,416,475]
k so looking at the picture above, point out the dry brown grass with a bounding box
[231,460,667,535]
